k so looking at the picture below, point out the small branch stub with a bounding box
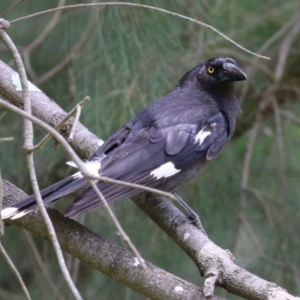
[0,18,10,30]
[203,267,219,297]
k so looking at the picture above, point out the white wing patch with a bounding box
[194,126,212,145]
[66,161,78,168]
[150,162,180,180]
[70,161,101,179]
[85,161,101,177]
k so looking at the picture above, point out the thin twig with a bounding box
[35,6,100,86]
[280,109,300,126]
[70,215,86,285]
[1,169,31,300]
[0,97,178,201]
[23,231,65,300]
[257,13,300,55]
[10,2,270,60]
[238,15,300,104]
[68,97,91,142]
[0,137,14,142]
[212,49,274,80]
[0,18,83,300]
[28,96,90,152]
[241,213,300,277]
[22,0,66,80]
[241,100,266,190]
[245,186,275,227]
[68,105,81,142]
[0,0,24,18]
[0,242,31,300]
[89,180,146,269]
[0,111,7,119]
[0,168,3,236]
[271,96,287,211]
[275,16,300,81]
[232,98,267,254]
[0,288,24,300]
[23,0,66,54]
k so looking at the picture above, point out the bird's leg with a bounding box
[173,193,207,236]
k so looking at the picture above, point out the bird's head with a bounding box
[178,57,247,90]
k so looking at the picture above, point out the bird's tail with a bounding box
[1,174,87,220]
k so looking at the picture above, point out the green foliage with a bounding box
[1,0,300,299]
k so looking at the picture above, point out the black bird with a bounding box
[1,57,246,227]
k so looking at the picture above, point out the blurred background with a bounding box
[1,0,300,299]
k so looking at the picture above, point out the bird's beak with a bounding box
[221,62,247,82]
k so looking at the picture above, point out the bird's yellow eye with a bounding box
[207,66,215,74]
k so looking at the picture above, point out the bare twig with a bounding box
[23,0,66,80]
[23,231,65,300]
[0,111,6,119]
[89,180,146,269]
[0,242,31,300]
[241,100,267,190]
[10,2,270,60]
[257,13,300,55]
[0,137,14,142]
[68,106,81,142]
[212,49,274,81]
[232,98,268,253]
[0,0,24,18]
[68,97,91,142]
[271,96,287,211]
[28,96,90,152]
[0,18,83,300]
[35,6,100,86]
[246,186,275,227]
[280,109,300,126]
[275,16,300,81]
[238,15,300,104]
[0,288,24,300]
[241,213,300,277]
[24,0,66,54]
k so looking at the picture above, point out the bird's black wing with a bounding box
[89,125,132,160]
[65,112,229,217]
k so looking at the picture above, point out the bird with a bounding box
[1,57,246,230]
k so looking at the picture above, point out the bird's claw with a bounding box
[187,214,208,236]
[171,214,208,237]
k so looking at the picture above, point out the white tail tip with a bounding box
[10,210,30,220]
[1,207,19,219]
